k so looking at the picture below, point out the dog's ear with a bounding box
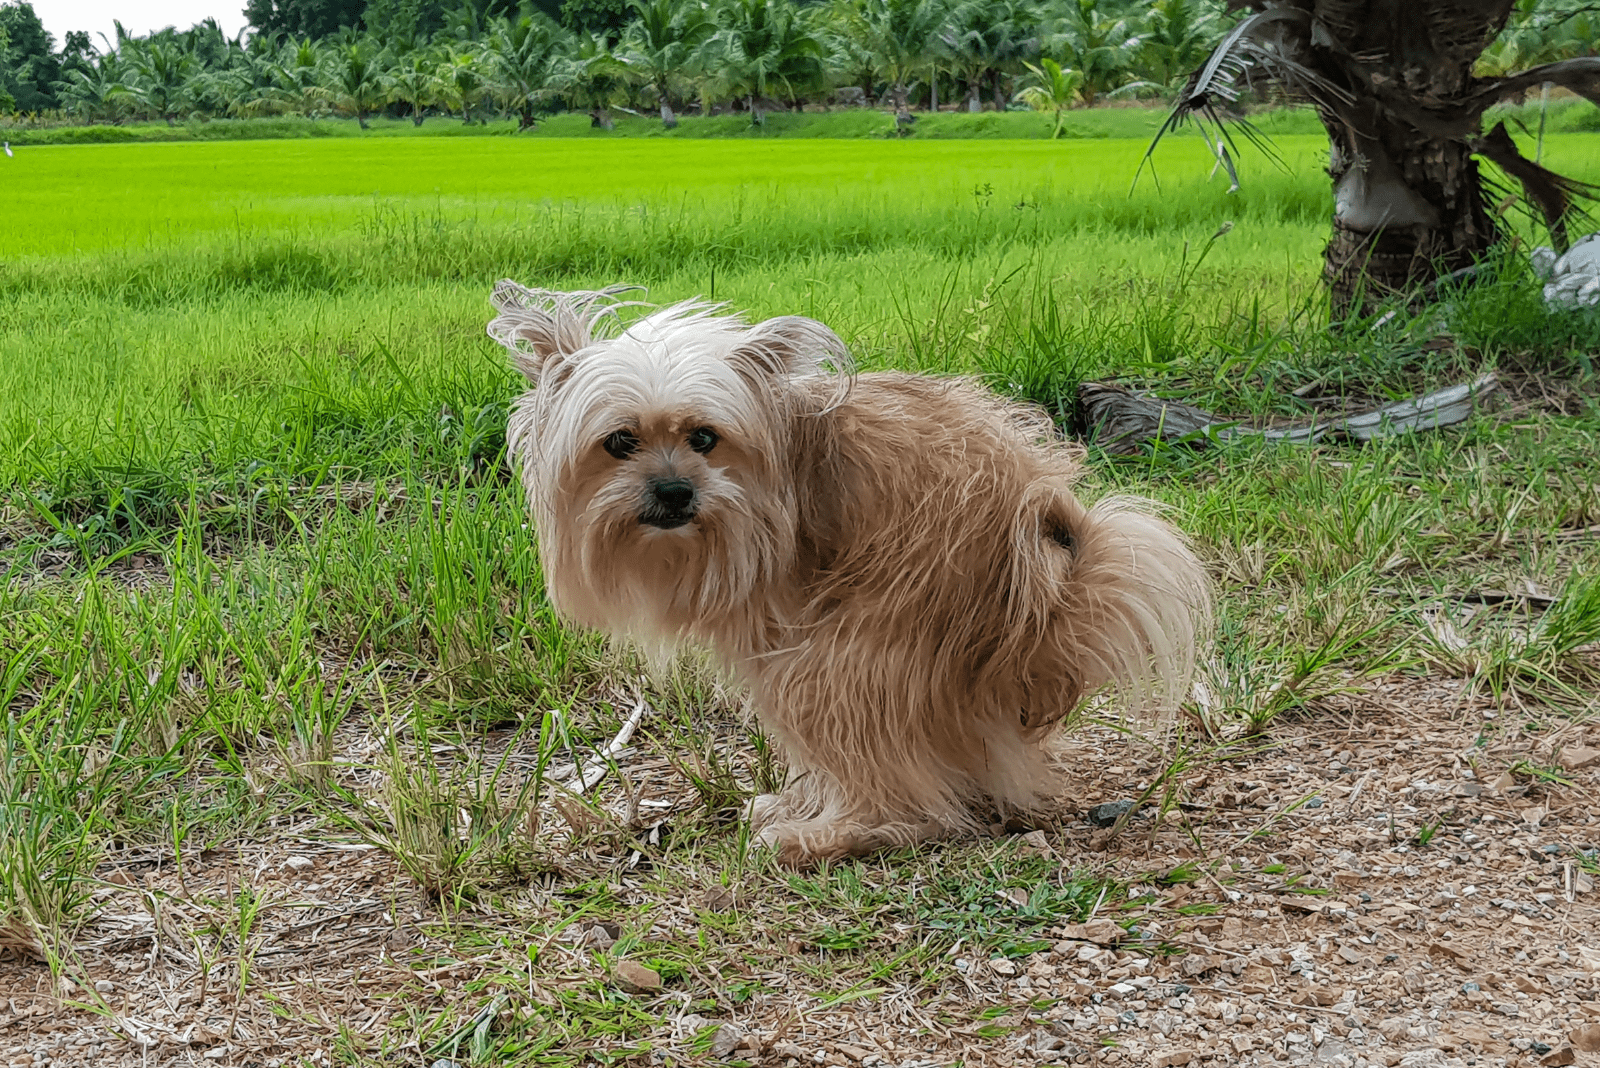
[732,315,853,385]
[487,282,643,383]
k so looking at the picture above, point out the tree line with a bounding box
[1,0,1596,131]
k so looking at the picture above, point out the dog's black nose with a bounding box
[641,477,698,528]
[649,478,695,510]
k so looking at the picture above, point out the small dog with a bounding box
[490,283,1210,864]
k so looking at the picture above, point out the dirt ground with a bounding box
[2,674,1597,1068]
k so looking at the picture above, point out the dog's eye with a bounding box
[1048,524,1076,554]
[687,427,719,455]
[603,429,640,460]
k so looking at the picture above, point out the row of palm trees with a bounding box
[46,0,1600,131]
[49,0,1223,130]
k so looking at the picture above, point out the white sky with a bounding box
[37,0,249,51]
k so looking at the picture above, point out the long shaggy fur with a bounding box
[490,282,1211,863]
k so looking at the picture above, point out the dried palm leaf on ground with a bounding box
[1081,373,1500,454]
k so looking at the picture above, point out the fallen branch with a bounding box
[1081,373,1500,454]
[561,697,647,794]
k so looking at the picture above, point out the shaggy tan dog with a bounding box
[489,283,1210,864]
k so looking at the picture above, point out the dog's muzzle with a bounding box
[640,477,697,529]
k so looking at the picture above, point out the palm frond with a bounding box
[1462,56,1600,118]
[1473,120,1600,253]
[1134,6,1336,191]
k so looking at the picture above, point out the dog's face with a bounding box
[489,284,848,639]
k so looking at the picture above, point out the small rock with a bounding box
[1540,1048,1576,1067]
[1570,1024,1600,1052]
[582,922,620,951]
[703,887,736,911]
[989,958,1017,977]
[706,1023,742,1058]
[1397,1053,1456,1068]
[772,1041,806,1059]
[1558,745,1600,771]
[1020,829,1053,856]
[92,980,113,994]
[1314,1038,1355,1067]
[1151,1050,1193,1068]
[1057,918,1122,943]
[1106,982,1137,999]
[429,1060,459,1068]
[284,855,314,874]
[614,960,662,994]
[1087,800,1133,827]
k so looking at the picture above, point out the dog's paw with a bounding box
[748,819,861,869]
[745,793,782,828]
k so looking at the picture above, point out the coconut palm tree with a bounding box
[58,52,135,122]
[1041,0,1146,106]
[619,0,712,127]
[1155,0,1600,315]
[1133,0,1220,91]
[434,43,489,122]
[845,0,950,123]
[386,48,441,124]
[207,38,287,117]
[1013,56,1081,137]
[704,0,828,125]
[773,1,832,111]
[268,37,327,116]
[938,0,1034,112]
[318,38,388,128]
[549,33,630,127]
[483,14,567,129]
[123,36,196,124]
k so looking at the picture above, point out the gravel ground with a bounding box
[1,675,1596,1067]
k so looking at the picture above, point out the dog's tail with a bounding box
[1082,495,1212,722]
[1009,491,1212,733]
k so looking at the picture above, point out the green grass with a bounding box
[0,102,1331,147]
[3,122,1600,1062]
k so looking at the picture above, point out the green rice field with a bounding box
[3,125,1600,1063]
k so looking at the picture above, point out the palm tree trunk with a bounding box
[990,68,1002,111]
[965,80,981,112]
[1321,112,1495,317]
[660,101,677,128]
[357,109,368,130]
[929,68,937,112]
[748,93,764,126]
[891,82,911,126]
[412,101,424,126]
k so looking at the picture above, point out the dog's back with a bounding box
[745,372,1208,850]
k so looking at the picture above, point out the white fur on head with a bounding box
[487,282,852,650]
[487,282,648,382]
